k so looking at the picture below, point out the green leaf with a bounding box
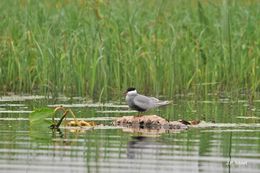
[29,108,54,123]
[29,108,55,143]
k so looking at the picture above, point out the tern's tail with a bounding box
[156,100,172,107]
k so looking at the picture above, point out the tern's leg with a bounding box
[136,112,143,117]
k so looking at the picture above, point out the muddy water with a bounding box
[0,96,260,173]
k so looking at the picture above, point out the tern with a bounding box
[125,87,171,114]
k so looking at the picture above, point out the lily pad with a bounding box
[29,108,54,143]
[29,108,54,124]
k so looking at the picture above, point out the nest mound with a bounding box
[114,115,188,130]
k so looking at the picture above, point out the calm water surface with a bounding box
[0,96,260,173]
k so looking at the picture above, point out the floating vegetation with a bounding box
[67,120,96,127]
[0,95,46,102]
[0,117,117,121]
[0,117,28,121]
[178,119,201,125]
[201,129,260,133]
[114,115,188,130]
[29,108,54,142]
[48,103,128,108]
[51,106,97,129]
[190,122,260,128]
[113,114,260,135]
[96,110,137,114]
[0,104,26,107]
[59,125,122,131]
[29,106,97,130]
[0,110,33,114]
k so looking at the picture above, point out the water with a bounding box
[0,95,260,173]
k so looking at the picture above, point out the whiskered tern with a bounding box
[125,87,171,114]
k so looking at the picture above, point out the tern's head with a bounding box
[125,87,137,96]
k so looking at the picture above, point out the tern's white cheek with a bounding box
[127,90,137,96]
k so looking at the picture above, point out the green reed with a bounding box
[0,0,260,101]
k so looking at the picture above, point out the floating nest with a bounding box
[113,115,190,130]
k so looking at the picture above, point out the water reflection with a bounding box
[0,98,260,173]
[1,121,260,173]
[127,136,156,159]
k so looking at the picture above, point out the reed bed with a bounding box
[0,0,260,101]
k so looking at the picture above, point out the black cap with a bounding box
[126,87,136,92]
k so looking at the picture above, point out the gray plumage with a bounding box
[125,88,171,112]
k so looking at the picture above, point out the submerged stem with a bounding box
[55,110,69,129]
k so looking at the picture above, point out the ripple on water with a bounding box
[1,98,260,173]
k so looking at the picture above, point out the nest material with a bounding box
[114,115,188,130]
[67,120,96,127]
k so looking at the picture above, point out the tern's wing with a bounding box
[149,97,160,102]
[133,95,155,110]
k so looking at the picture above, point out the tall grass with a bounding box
[0,0,260,101]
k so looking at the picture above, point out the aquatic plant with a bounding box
[0,0,259,101]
